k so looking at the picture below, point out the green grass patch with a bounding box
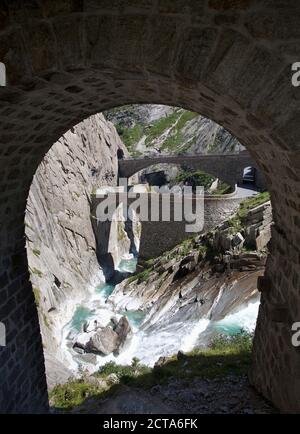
[126,274,139,284]
[175,110,198,130]
[160,111,198,152]
[107,107,198,154]
[178,238,196,256]
[117,123,144,151]
[144,110,182,146]
[237,191,270,218]
[49,380,106,410]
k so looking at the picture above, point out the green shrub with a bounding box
[131,357,141,369]
[198,245,207,258]
[174,169,215,191]
[96,360,151,382]
[97,361,134,377]
[50,380,103,410]
[209,330,253,353]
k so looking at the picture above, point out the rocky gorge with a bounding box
[25,104,272,399]
[49,195,273,414]
[104,196,271,365]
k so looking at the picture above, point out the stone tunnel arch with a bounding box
[0,1,300,413]
[117,148,125,160]
[242,165,256,184]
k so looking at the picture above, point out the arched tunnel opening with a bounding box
[24,103,273,414]
[0,1,300,415]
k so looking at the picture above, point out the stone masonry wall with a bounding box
[92,193,243,261]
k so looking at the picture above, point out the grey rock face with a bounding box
[74,315,133,356]
[44,353,73,390]
[244,202,272,251]
[86,326,119,356]
[113,316,133,354]
[25,113,128,358]
[108,200,273,335]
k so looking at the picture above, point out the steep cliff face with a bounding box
[105,104,244,157]
[25,114,128,360]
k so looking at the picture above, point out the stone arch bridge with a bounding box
[118,152,265,189]
[0,0,300,414]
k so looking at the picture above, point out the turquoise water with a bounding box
[118,257,137,273]
[213,323,243,336]
[70,256,139,333]
[122,310,146,328]
[95,282,115,298]
[71,306,94,332]
[210,301,259,336]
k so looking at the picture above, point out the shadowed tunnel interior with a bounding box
[1,0,300,413]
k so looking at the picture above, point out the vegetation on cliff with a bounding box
[228,191,270,233]
[105,104,243,156]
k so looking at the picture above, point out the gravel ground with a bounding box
[65,374,277,414]
[149,374,276,414]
